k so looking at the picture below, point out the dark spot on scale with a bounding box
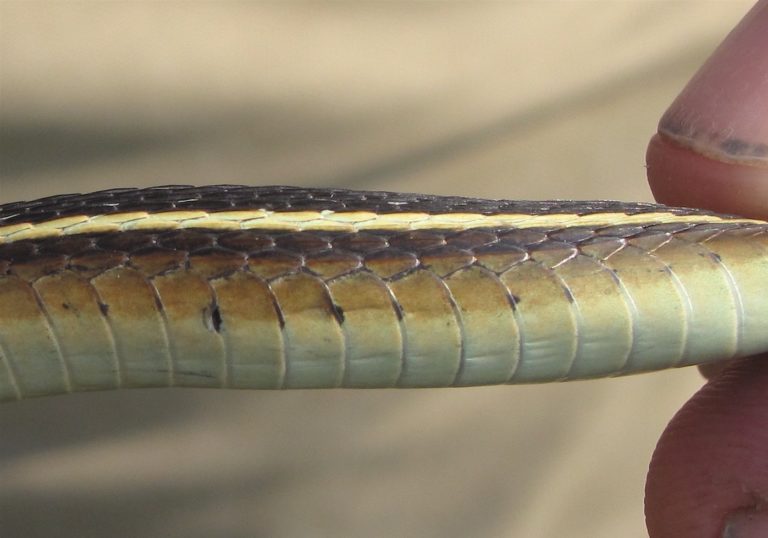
[99,302,109,316]
[332,303,345,324]
[275,306,286,330]
[62,302,70,310]
[392,300,404,321]
[709,252,722,263]
[202,302,223,333]
[156,368,216,379]
[508,294,520,311]
[562,287,575,303]
[211,305,222,332]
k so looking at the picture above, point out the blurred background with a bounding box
[0,2,755,537]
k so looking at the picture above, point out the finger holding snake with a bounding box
[645,2,768,536]
[1,4,767,537]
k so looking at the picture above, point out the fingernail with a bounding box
[646,0,768,219]
[723,508,768,538]
[658,0,768,164]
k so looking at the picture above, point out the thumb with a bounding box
[645,357,768,538]
[644,1,768,537]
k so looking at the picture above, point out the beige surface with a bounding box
[0,2,755,537]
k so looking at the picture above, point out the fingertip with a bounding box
[645,3,768,536]
[647,134,768,220]
[645,357,768,538]
[723,509,768,538]
[646,0,768,221]
[697,360,732,381]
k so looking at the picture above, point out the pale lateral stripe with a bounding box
[0,210,761,243]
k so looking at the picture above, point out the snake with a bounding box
[0,184,766,401]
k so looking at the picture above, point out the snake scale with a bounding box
[0,184,766,401]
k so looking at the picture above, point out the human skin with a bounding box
[644,1,768,536]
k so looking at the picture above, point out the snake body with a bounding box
[1,185,767,401]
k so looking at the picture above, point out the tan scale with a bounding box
[33,272,120,391]
[210,273,285,389]
[588,243,688,373]
[500,261,579,382]
[387,270,463,387]
[91,268,173,389]
[699,228,768,358]
[0,276,70,397]
[270,272,346,389]
[649,237,741,366]
[549,253,635,379]
[152,271,227,388]
[442,266,520,386]
[327,271,403,388]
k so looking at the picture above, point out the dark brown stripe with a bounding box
[0,185,739,226]
[0,222,759,282]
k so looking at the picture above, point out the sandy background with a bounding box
[0,2,755,537]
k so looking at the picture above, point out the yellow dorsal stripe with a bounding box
[0,210,761,244]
